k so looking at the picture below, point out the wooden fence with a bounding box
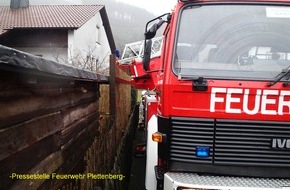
[0,45,135,190]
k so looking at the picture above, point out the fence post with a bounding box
[109,54,117,165]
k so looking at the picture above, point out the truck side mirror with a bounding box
[143,39,152,71]
[145,20,166,40]
[145,24,157,40]
[143,13,170,71]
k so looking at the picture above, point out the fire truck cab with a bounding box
[118,0,290,189]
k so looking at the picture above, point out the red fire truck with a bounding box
[118,0,290,189]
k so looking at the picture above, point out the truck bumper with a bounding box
[164,172,290,190]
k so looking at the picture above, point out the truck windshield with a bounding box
[174,4,290,80]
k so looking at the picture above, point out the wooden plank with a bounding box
[10,151,63,190]
[60,112,99,146]
[0,70,81,100]
[37,120,99,190]
[1,101,99,189]
[0,134,60,190]
[62,101,98,129]
[0,112,62,161]
[0,90,98,129]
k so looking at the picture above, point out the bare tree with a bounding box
[64,45,110,74]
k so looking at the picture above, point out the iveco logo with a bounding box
[271,139,290,149]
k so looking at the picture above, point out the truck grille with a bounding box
[170,117,290,167]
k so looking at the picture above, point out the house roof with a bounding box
[0,5,104,35]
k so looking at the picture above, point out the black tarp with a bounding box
[0,45,109,83]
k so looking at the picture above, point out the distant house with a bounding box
[0,0,115,72]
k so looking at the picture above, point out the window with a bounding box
[174,4,290,80]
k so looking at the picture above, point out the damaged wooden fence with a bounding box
[0,45,135,190]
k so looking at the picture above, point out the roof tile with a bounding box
[0,5,104,35]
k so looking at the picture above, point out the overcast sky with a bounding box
[116,0,176,15]
[0,0,177,15]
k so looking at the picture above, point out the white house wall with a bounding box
[69,12,111,71]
